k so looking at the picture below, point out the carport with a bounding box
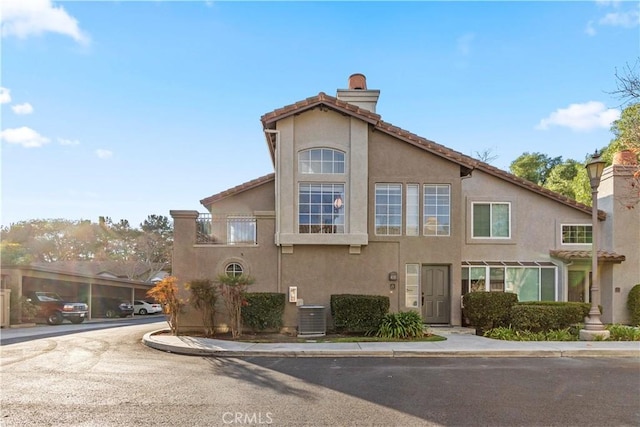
[1,265,156,323]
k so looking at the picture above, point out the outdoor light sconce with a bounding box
[388,271,398,281]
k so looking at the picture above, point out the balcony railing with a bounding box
[196,213,257,245]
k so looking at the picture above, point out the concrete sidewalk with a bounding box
[143,329,640,358]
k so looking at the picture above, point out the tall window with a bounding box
[472,202,510,238]
[405,264,420,307]
[562,224,592,244]
[299,148,345,174]
[225,263,244,277]
[227,216,256,244]
[424,184,450,236]
[299,183,345,234]
[406,184,419,236]
[375,184,402,235]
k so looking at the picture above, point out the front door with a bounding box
[568,271,587,302]
[422,265,449,324]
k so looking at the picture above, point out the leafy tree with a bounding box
[147,276,184,335]
[216,273,254,339]
[544,159,582,201]
[510,152,562,186]
[186,279,218,337]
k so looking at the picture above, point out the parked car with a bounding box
[94,298,134,318]
[25,291,88,325]
[133,300,162,315]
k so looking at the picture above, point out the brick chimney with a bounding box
[336,73,380,113]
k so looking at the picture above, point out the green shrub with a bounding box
[484,326,577,341]
[241,293,286,332]
[186,279,218,337]
[627,284,640,326]
[330,294,389,333]
[607,324,640,341]
[462,292,518,334]
[9,294,38,323]
[510,302,587,332]
[375,311,424,339]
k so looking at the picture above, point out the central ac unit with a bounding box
[297,305,326,337]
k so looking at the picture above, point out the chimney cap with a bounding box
[348,73,367,90]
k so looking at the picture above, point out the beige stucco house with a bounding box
[171,74,639,332]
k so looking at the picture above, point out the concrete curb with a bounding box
[142,330,640,359]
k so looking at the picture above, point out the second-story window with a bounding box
[227,216,257,244]
[472,202,510,238]
[375,184,402,235]
[424,184,450,236]
[562,224,592,244]
[299,183,345,234]
[299,148,345,174]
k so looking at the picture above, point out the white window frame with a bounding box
[423,184,451,236]
[225,263,244,277]
[561,224,592,245]
[298,183,345,234]
[461,264,557,301]
[405,264,420,308]
[406,184,419,236]
[472,202,511,239]
[227,216,257,245]
[298,148,345,174]
[375,183,402,236]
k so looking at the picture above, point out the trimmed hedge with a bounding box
[628,284,640,326]
[510,302,589,332]
[241,292,286,332]
[330,294,390,333]
[462,292,518,333]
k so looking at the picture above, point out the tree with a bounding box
[543,159,583,201]
[610,58,640,106]
[474,148,498,164]
[186,279,218,337]
[216,273,254,339]
[147,276,184,335]
[509,152,562,186]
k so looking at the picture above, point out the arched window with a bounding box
[225,263,244,277]
[299,148,345,174]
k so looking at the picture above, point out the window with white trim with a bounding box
[462,264,556,301]
[298,183,345,234]
[299,148,345,174]
[561,224,592,244]
[424,184,450,236]
[472,202,510,238]
[375,184,402,235]
[227,216,256,244]
[225,263,244,277]
[406,184,419,236]
[405,264,420,307]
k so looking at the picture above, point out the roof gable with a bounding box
[200,173,275,207]
[260,92,603,219]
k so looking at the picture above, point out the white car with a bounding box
[133,300,162,315]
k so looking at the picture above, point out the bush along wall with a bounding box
[510,302,589,332]
[462,292,518,334]
[627,284,640,326]
[241,293,286,333]
[330,294,390,333]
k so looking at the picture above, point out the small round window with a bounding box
[225,263,244,277]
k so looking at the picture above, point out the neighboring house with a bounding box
[171,74,639,331]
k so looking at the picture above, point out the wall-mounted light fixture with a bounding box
[388,271,397,281]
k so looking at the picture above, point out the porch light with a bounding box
[580,150,610,340]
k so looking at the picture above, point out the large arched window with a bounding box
[298,148,345,174]
[225,262,244,277]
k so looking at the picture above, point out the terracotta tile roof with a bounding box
[549,249,626,263]
[260,92,605,220]
[200,173,275,207]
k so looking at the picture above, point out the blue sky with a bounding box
[1,0,638,228]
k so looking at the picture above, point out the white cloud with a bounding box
[0,126,50,148]
[585,20,597,36]
[599,9,640,28]
[1,0,90,45]
[58,137,79,146]
[96,149,113,159]
[0,87,11,104]
[536,101,620,132]
[11,102,34,115]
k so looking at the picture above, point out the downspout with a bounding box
[264,129,281,293]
